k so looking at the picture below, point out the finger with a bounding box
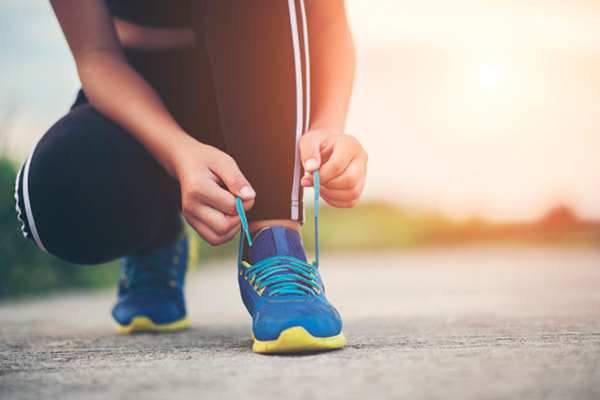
[301,170,314,187]
[321,175,366,202]
[322,197,359,209]
[185,210,241,246]
[198,204,241,236]
[301,156,366,189]
[211,157,256,201]
[194,222,240,246]
[319,140,357,185]
[321,188,354,201]
[185,202,241,236]
[198,184,255,217]
[320,187,361,203]
[195,180,239,216]
[321,158,366,190]
[205,189,255,217]
[299,132,324,172]
[240,197,255,212]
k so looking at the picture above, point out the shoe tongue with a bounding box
[249,227,307,264]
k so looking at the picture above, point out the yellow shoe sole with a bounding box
[252,327,346,354]
[117,316,191,334]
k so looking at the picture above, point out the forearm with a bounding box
[49,0,197,179]
[77,51,194,178]
[308,17,355,133]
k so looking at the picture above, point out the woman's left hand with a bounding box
[299,128,368,208]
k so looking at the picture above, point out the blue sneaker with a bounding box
[112,234,194,333]
[236,171,346,353]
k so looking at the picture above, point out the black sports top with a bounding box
[106,0,193,29]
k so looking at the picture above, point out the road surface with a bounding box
[1,247,599,400]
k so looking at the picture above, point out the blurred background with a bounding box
[1,0,599,298]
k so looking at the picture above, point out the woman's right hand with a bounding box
[173,137,255,246]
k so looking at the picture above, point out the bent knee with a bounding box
[14,108,167,264]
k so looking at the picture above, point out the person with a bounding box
[15,0,367,354]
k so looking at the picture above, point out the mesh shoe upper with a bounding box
[238,227,342,341]
[112,235,189,326]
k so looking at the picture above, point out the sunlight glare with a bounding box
[475,58,506,91]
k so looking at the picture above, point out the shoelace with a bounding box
[121,243,182,295]
[236,170,321,297]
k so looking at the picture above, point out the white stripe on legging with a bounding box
[14,160,26,237]
[22,141,48,253]
[299,0,310,132]
[288,0,304,221]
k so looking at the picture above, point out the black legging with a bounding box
[15,0,310,264]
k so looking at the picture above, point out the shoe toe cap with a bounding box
[253,299,342,341]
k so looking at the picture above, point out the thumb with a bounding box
[213,158,256,200]
[299,133,323,172]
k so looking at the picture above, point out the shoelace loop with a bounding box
[236,170,321,298]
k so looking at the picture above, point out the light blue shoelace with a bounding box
[236,170,321,297]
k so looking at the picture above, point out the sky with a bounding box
[1,0,599,222]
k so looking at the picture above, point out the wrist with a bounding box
[161,131,203,180]
[307,124,343,135]
[308,115,345,135]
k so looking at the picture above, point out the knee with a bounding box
[14,108,167,264]
[14,137,117,265]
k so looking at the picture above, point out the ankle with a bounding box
[248,219,301,235]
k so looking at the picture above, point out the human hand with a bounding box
[173,138,255,245]
[299,128,367,208]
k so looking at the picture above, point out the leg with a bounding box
[15,103,183,265]
[194,0,345,353]
[197,0,308,225]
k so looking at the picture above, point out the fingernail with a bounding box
[305,158,318,171]
[240,186,256,198]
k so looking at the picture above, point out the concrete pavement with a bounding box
[1,247,599,399]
